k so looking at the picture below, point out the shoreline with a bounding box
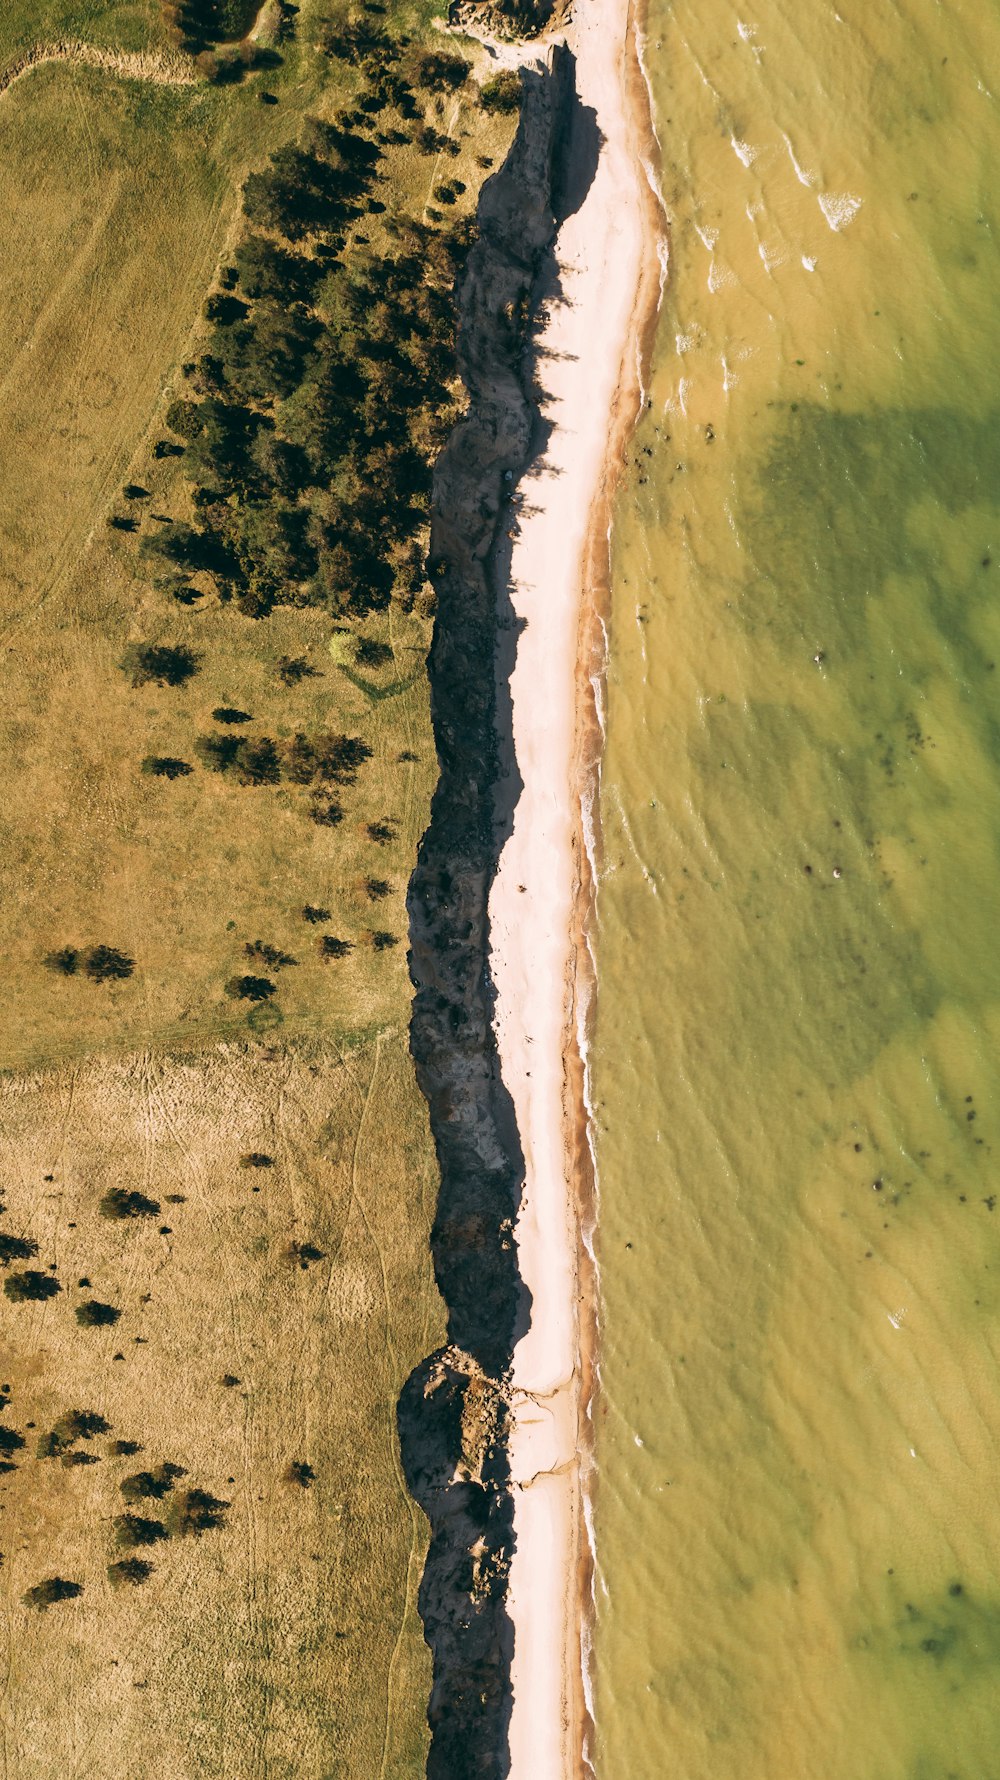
[488,0,666,1772]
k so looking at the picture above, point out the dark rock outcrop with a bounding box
[398,47,582,1780]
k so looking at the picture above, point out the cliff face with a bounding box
[397,49,575,1780]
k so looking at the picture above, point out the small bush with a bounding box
[277,653,321,686]
[355,637,393,667]
[310,800,344,828]
[320,935,352,961]
[5,1271,61,1304]
[367,821,395,845]
[372,930,398,951]
[0,1233,39,1266]
[244,940,297,968]
[115,1513,168,1547]
[108,1558,153,1588]
[165,399,206,440]
[84,946,134,983]
[173,1488,230,1535]
[288,1459,315,1487]
[111,1439,143,1456]
[39,1410,111,1458]
[100,1189,161,1221]
[44,947,80,976]
[212,706,252,724]
[225,975,277,1002]
[76,1300,122,1328]
[301,905,331,924]
[142,756,194,779]
[365,877,391,901]
[240,1152,274,1168]
[291,1240,326,1268]
[416,50,469,91]
[121,643,199,689]
[120,1467,177,1503]
[480,71,521,115]
[24,1578,82,1610]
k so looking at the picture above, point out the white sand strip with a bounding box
[487,0,662,1772]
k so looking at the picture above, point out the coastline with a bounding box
[489,0,665,1772]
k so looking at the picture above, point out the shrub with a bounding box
[301,905,331,924]
[416,50,469,91]
[367,821,395,845]
[240,1152,274,1168]
[244,941,297,968]
[84,946,134,983]
[291,1240,325,1268]
[121,643,200,689]
[288,1459,315,1487]
[115,1513,168,1547]
[44,947,80,976]
[173,1487,230,1535]
[480,71,521,114]
[212,706,252,724]
[142,756,194,779]
[225,975,276,1002]
[277,653,321,686]
[0,1233,39,1265]
[100,1189,161,1221]
[355,637,393,667]
[111,1439,143,1456]
[24,1578,82,1609]
[76,1300,121,1328]
[310,800,344,828]
[5,1271,61,1303]
[365,878,391,900]
[372,931,398,951]
[319,936,351,960]
[108,1558,153,1587]
[235,737,282,786]
[39,1410,111,1458]
[120,1466,177,1503]
[0,1426,25,1457]
[165,399,205,439]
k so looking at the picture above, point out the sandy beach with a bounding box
[487,0,664,1772]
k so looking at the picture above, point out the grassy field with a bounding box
[0,1,518,1769]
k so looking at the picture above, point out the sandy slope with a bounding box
[487,0,663,1771]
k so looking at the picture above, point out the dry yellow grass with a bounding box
[0,9,518,1767]
[0,1034,441,1779]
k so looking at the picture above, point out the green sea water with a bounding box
[591,2,1000,1775]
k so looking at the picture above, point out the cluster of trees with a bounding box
[45,944,135,982]
[161,0,283,78]
[142,38,481,621]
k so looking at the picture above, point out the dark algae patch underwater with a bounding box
[592,0,1000,1774]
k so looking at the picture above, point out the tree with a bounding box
[301,905,331,923]
[480,71,521,114]
[244,941,297,968]
[0,1233,39,1265]
[212,706,252,724]
[0,1426,25,1458]
[24,1578,82,1609]
[121,642,200,689]
[173,1487,230,1534]
[38,1410,110,1457]
[165,398,206,440]
[234,235,323,306]
[76,1300,121,1327]
[372,930,398,950]
[44,947,80,976]
[240,1151,274,1168]
[84,946,134,983]
[288,1459,314,1487]
[108,1558,153,1587]
[5,1271,61,1303]
[142,756,194,779]
[319,936,351,960]
[365,877,391,901]
[100,1189,161,1221]
[115,1513,167,1547]
[121,1464,181,1503]
[415,50,469,91]
[225,975,276,1002]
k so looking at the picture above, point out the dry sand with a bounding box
[487,0,665,1771]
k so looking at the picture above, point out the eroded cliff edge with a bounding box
[398,48,576,1780]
